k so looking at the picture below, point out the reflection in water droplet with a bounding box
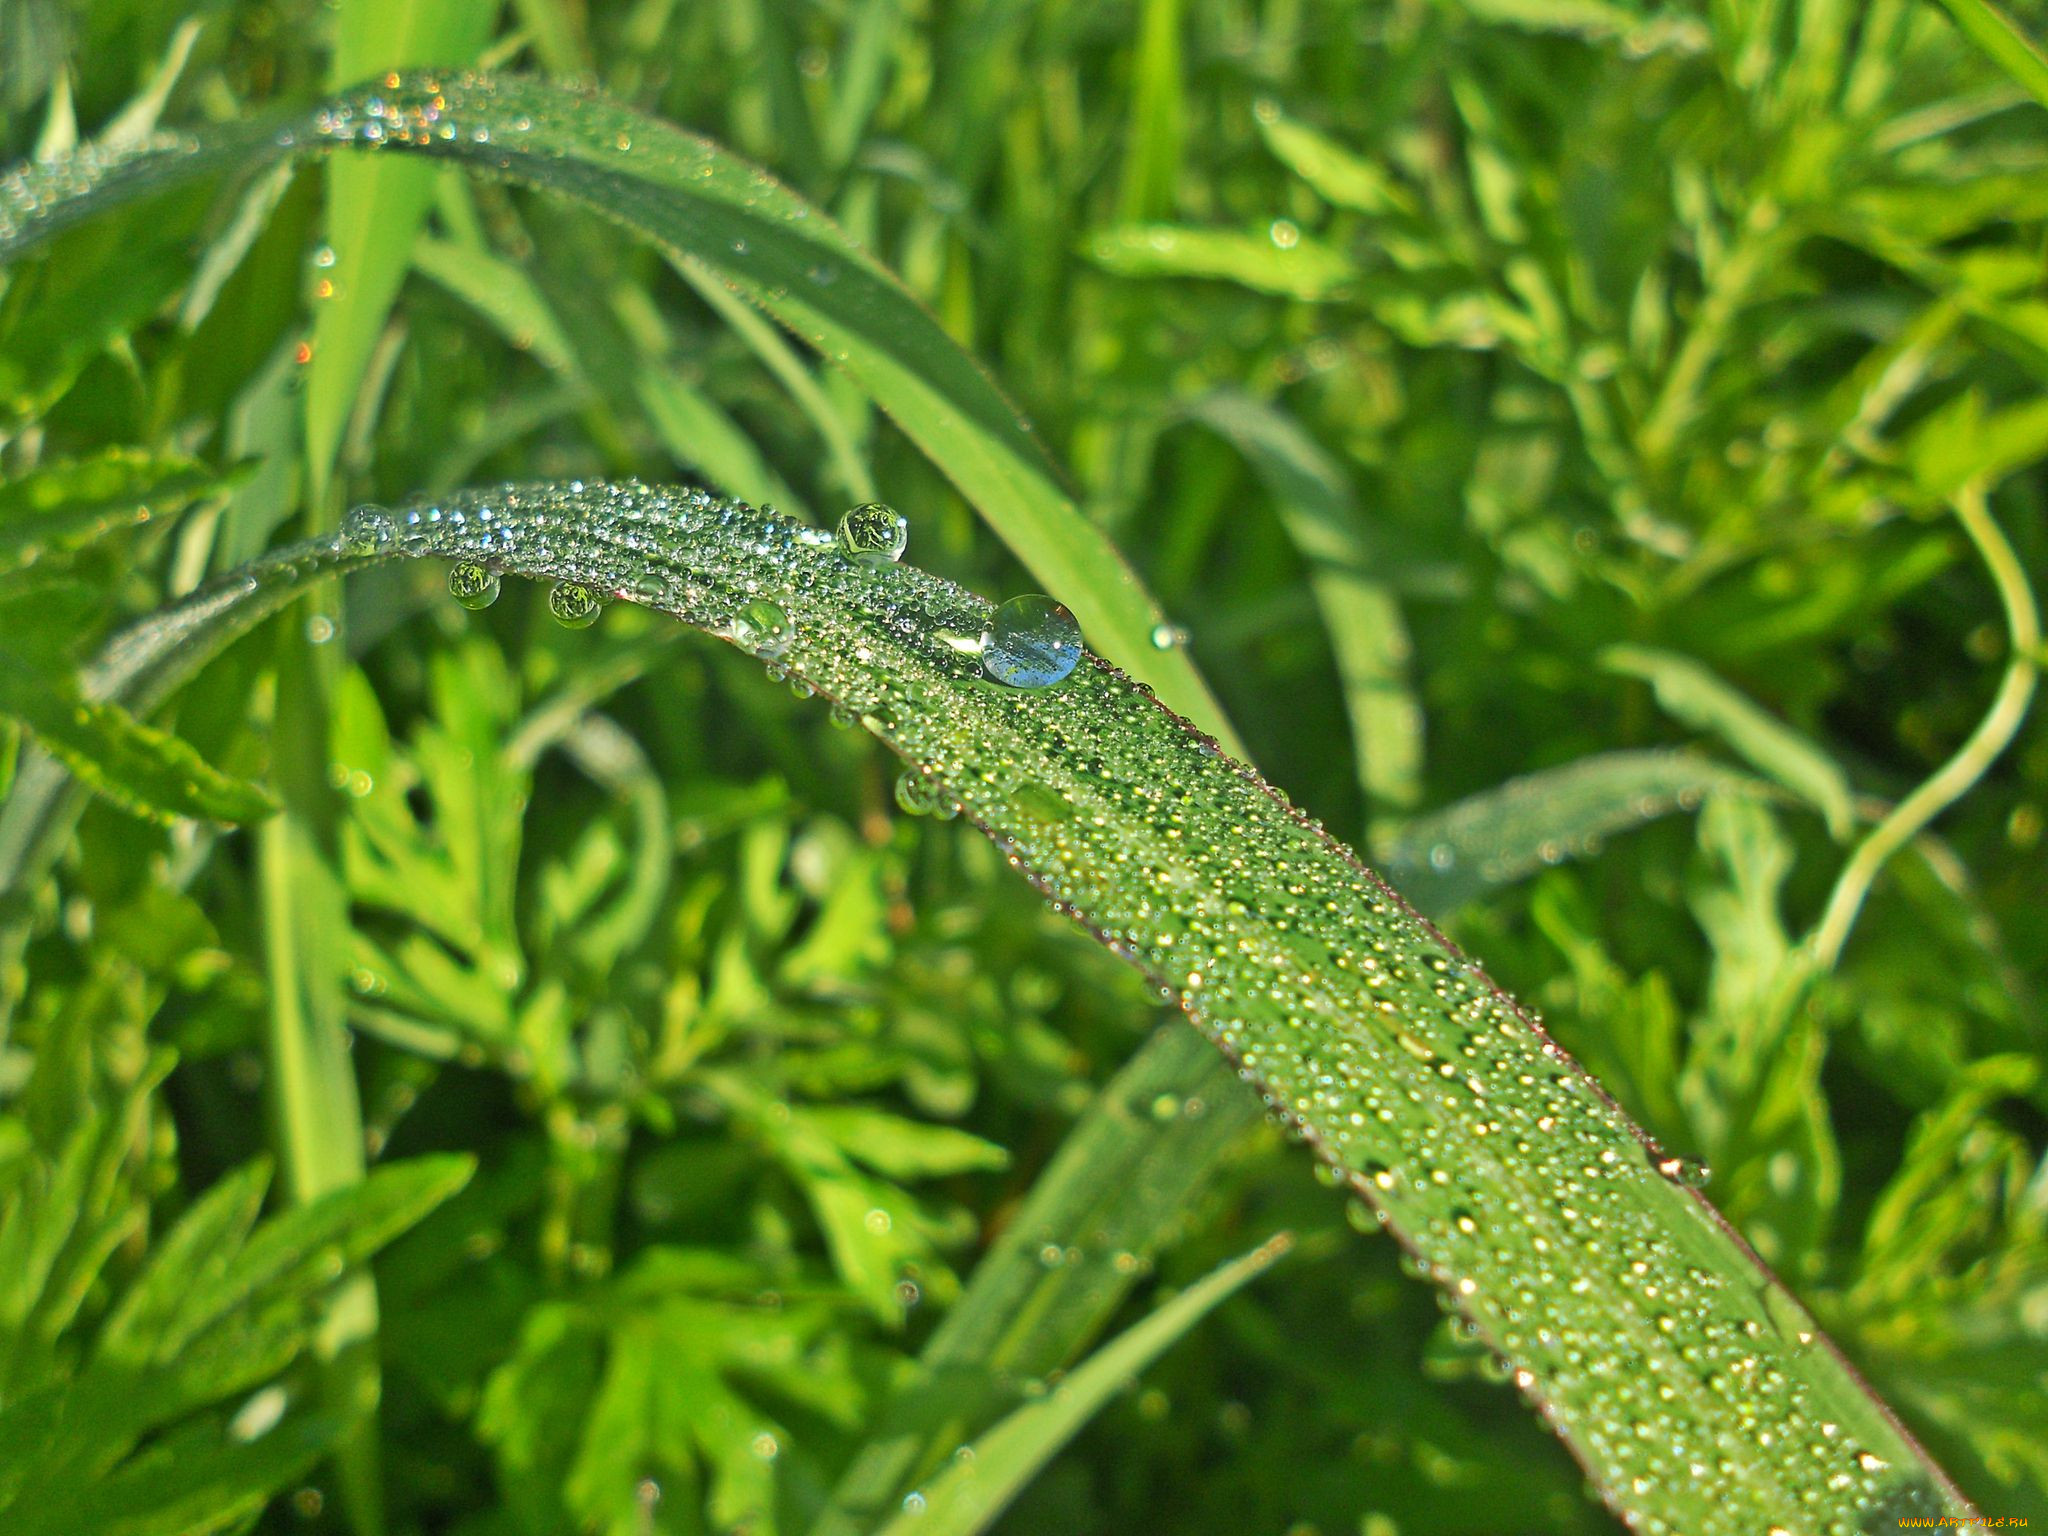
[735,597,792,657]
[548,581,602,628]
[895,769,945,817]
[340,503,395,553]
[982,594,1082,688]
[448,561,500,610]
[836,502,907,564]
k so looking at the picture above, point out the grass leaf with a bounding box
[874,1232,1294,1536]
[1603,644,1857,840]
[307,479,1972,1532]
[0,73,1235,739]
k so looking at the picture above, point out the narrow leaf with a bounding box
[0,73,1236,740]
[319,480,1971,1533]
[1085,223,1357,299]
[1188,390,1423,811]
[0,450,240,572]
[1373,749,1766,914]
[1932,0,2048,113]
[875,1233,1294,1536]
[0,659,275,825]
[1603,644,1857,839]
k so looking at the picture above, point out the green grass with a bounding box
[1,2,2045,1533]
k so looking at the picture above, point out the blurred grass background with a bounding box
[0,0,2044,1531]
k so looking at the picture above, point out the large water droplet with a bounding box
[982,595,1081,688]
[735,597,792,658]
[837,502,907,564]
[549,581,602,629]
[448,561,500,610]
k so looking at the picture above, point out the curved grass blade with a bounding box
[875,1232,1295,1536]
[814,1024,1261,1535]
[0,73,1234,744]
[1373,749,1767,916]
[323,480,1971,1533]
[1932,0,2048,111]
[1603,645,1857,840]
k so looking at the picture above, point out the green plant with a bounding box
[2,5,2043,1535]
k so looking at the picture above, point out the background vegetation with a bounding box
[1,0,2044,1532]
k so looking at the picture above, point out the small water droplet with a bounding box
[340,503,395,553]
[828,701,860,730]
[735,597,792,658]
[448,561,500,610]
[982,594,1082,688]
[837,502,908,564]
[1150,621,1191,650]
[1654,1153,1711,1189]
[548,581,602,629]
[895,769,945,817]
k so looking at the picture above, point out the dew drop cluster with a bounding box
[335,467,1954,1529]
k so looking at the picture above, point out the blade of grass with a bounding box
[1187,390,1424,813]
[0,479,1980,1530]
[812,1024,1261,1535]
[1931,0,2048,111]
[327,479,1973,1533]
[874,1232,1294,1536]
[0,73,1240,746]
[1371,749,1766,915]
[306,2,499,507]
[1603,643,1857,839]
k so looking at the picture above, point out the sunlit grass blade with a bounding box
[306,0,498,507]
[0,73,1235,741]
[314,479,1972,1533]
[1932,0,2048,111]
[1085,223,1358,300]
[873,1232,1294,1536]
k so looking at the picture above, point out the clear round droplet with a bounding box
[548,581,602,629]
[837,502,908,564]
[895,769,945,817]
[448,561,500,610]
[982,595,1082,688]
[828,701,860,730]
[340,503,396,554]
[735,597,792,658]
